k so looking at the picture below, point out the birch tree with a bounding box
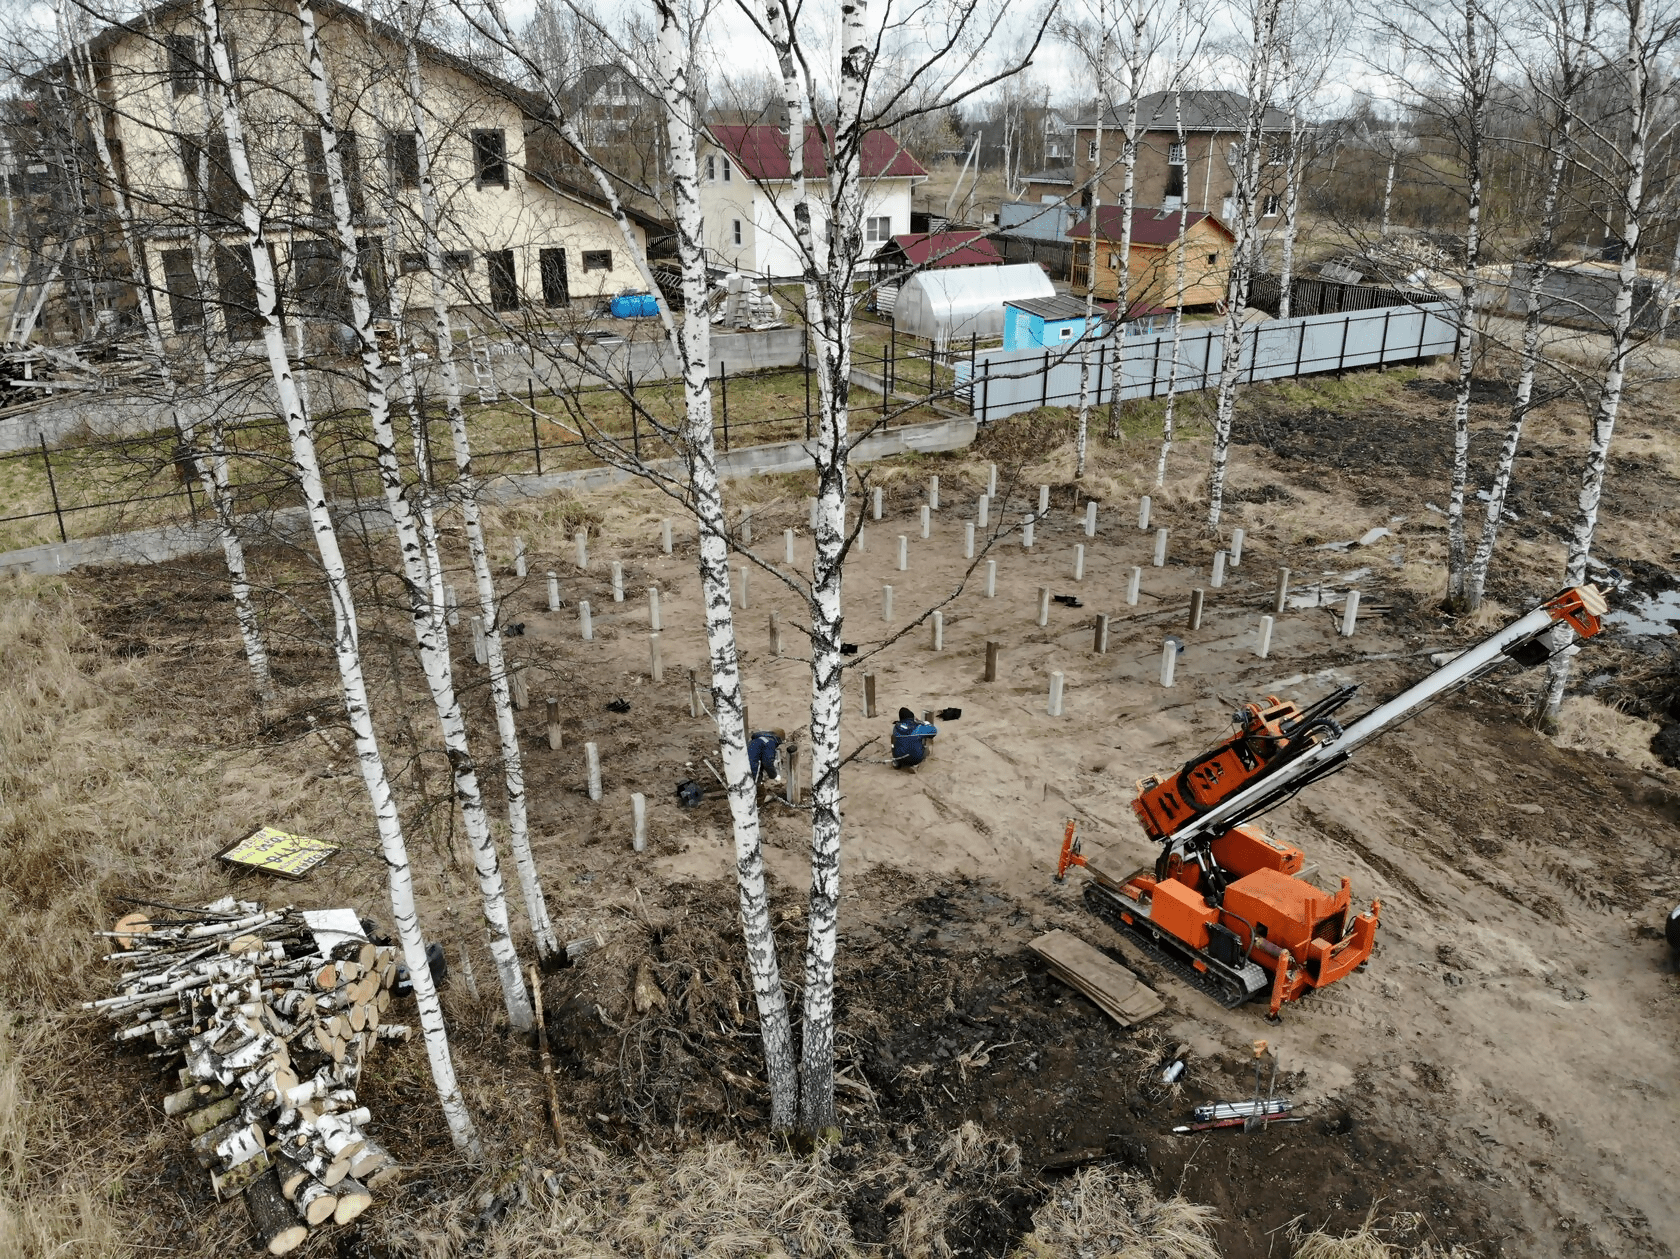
[1537,0,1678,723]
[1205,0,1283,530]
[1070,7,1108,480]
[57,2,274,703]
[1102,0,1160,439]
[1363,0,1503,607]
[195,0,480,1154]
[1465,0,1594,611]
[389,0,560,967]
[294,0,536,1028]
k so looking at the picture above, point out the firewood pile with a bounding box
[89,898,411,1255]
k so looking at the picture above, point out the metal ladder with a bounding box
[467,338,498,403]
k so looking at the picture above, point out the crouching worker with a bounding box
[891,707,938,769]
[747,728,787,786]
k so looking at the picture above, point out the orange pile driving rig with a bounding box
[1058,585,1609,1017]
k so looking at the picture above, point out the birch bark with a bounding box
[1539,0,1655,723]
[1157,3,1190,487]
[397,5,558,965]
[1275,5,1302,321]
[1074,16,1106,480]
[1444,0,1490,610]
[1104,0,1148,440]
[296,0,534,1027]
[1206,0,1282,530]
[65,5,273,702]
[197,0,479,1156]
[1467,6,1586,611]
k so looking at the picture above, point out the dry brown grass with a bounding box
[1287,1212,1479,1259]
[1552,695,1671,778]
[1014,1165,1220,1259]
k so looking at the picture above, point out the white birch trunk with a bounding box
[1157,6,1190,488]
[1074,16,1107,480]
[1206,0,1282,530]
[1380,144,1397,237]
[1540,0,1651,723]
[1443,0,1487,609]
[790,0,875,1137]
[67,5,273,703]
[197,0,479,1157]
[397,11,557,967]
[297,0,536,1024]
[1104,2,1146,441]
[1276,12,1302,322]
[1467,88,1576,611]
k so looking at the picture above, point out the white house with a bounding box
[697,125,928,279]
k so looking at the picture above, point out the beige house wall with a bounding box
[1072,128,1287,218]
[1076,217,1235,307]
[95,0,646,338]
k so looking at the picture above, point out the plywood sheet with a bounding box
[1028,929,1163,1027]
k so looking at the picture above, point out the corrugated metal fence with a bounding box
[955,301,1457,423]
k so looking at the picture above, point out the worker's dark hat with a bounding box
[897,707,916,722]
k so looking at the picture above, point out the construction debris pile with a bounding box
[711,273,783,330]
[89,898,410,1255]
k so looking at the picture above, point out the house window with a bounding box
[1060,326,1073,339]
[166,34,199,97]
[358,237,389,317]
[183,134,239,223]
[582,249,612,271]
[721,156,732,182]
[705,154,715,181]
[1268,141,1286,165]
[1165,164,1185,199]
[1088,140,1097,161]
[471,129,508,188]
[159,248,203,330]
[1262,194,1280,216]
[389,131,420,189]
[1206,252,1219,265]
[1168,141,1186,164]
[487,249,519,312]
[865,216,891,243]
[292,238,341,319]
[1108,252,1119,269]
[1227,142,1240,167]
[400,251,427,274]
[303,131,331,215]
[732,218,742,246]
[215,243,261,339]
[444,250,474,272]
[539,247,570,306]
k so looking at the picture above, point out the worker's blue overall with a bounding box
[890,718,938,768]
[747,731,782,781]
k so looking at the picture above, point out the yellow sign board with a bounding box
[218,826,338,880]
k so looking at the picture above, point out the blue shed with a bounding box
[1003,295,1108,350]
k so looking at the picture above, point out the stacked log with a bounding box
[90,898,410,1254]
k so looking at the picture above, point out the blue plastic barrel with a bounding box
[610,292,659,319]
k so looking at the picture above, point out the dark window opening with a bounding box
[444,251,473,272]
[292,238,341,319]
[1206,252,1219,265]
[487,248,519,312]
[184,134,240,224]
[160,248,204,330]
[471,129,507,188]
[581,249,611,272]
[400,251,428,274]
[215,243,261,340]
[340,133,364,217]
[1165,164,1185,199]
[357,237,389,317]
[539,247,569,307]
[389,131,420,189]
[166,34,199,97]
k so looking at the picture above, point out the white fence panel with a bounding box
[965,301,1455,422]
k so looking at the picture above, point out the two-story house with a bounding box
[696,124,927,279]
[64,0,660,344]
[1070,91,1292,222]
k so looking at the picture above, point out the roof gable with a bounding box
[1072,90,1291,133]
[878,230,1000,268]
[1068,207,1235,246]
[705,124,928,181]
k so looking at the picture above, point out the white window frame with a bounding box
[721,156,732,182]
[732,218,742,246]
[1262,194,1280,217]
[1168,141,1186,164]
[865,215,891,243]
[705,154,715,181]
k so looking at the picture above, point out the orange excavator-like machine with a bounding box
[1058,585,1609,1016]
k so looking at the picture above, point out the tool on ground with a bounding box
[938,707,963,720]
[1172,1115,1303,1134]
[1194,1098,1292,1122]
[1053,594,1083,607]
[1056,585,1608,1016]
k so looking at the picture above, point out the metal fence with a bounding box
[0,358,881,550]
[955,301,1457,423]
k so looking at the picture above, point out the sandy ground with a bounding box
[485,441,1679,1257]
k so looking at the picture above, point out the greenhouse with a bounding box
[889,263,1056,345]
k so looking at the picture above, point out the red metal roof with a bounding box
[885,231,1002,268]
[1068,207,1233,245]
[706,125,929,181]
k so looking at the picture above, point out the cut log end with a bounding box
[332,1176,372,1225]
[245,1170,308,1255]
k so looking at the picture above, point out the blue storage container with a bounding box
[610,292,660,319]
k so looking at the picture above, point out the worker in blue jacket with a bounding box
[890,707,938,769]
[747,728,786,784]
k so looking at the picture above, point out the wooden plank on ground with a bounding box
[1028,929,1163,1027]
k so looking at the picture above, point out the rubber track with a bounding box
[1082,884,1256,1009]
